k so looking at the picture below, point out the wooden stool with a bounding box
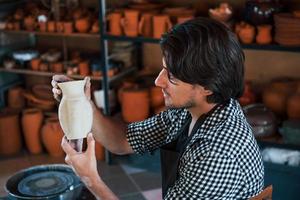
[249,185,273,200]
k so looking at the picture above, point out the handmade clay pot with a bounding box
[41,118,64,157]
[287,93,300,119]
[238,23,256,44]
[75,17,91,33]
[51,62,64,73]
[39,21,47,32]
[238,81,256,106]
[121,10,139,37]
[262,86,287,116]
[138,12,155,37]
[0,109,22,155]
[90,21,99,33]
[24,15,36,31]
[107,12,122,36]
[8,87,25,109]
[56,21,64,33]
[150,86,164,108]
[256,25,272,45]
[57,80,93,140]
[78,60,90,76]
[64,21,73,34]
[121,88,149,122]
[47,21,56,32]
[21,108,43,154]
[153,15,173,39]
[30,58,41,71]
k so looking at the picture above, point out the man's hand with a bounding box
[61,133,99,187]
[51,75,91,101]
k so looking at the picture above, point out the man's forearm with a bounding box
[90,101,133,155]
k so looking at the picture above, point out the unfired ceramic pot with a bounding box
[153,15,173,39]
[57,80,93,141]
[121,10,139,37]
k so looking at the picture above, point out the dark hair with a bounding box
[160,17,245,104]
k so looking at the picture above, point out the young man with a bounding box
[52,17,264,199]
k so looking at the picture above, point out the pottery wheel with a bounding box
[18,171,74,197]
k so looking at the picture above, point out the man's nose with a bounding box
[155,69,167,88]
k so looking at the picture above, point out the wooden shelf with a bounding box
[257,135,300,151]
[1,30,100,39]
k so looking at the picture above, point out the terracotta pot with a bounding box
[256,25,272,45]
[95,141,105,161]
[78,60,90,76]
[138,12,154,37]
[41,118,64,157]
[238,81,256,106]
[21,108,43,154]
[107,12,122,36]
[75,18,91,33]
[153,15,173,39]
[24,15,36,31]
[30,58,41,71]
[64,21,73,34]
[8,87,25,109]
[0,109,22,155]
[51,62,64,73]
[5,22,14,30]
[287,93,300,119]
[90,21,99,33]
[150,86,164,108]
[121,88,149,122]
[117,81,138,103]
[238,23,256,44]
[47,21,56,32]
[56,21,64,33]
[121,10,139,37]
[39,62,49,72]
[39,21,47,32]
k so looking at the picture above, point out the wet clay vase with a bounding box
[0,109,22,155]
[41,118,64,157]
[57,80,93,141]
[256,25,272,45]
[121,88,149,122]
[150,86,164,108]
[121,10,139,37]
[78,60,90,76]
[8,87,25,109]
[22,108,43,154]
[75,17,91,33]
[138,12,154,37]
[107,12,122,36]
[287,93,300,119]
[153,15,173,39]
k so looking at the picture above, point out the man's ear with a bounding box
[202,87,213,96]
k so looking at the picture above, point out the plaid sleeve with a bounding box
[165,153,243,199]
[126,109,187,154]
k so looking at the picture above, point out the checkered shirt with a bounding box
[127,99,264,199]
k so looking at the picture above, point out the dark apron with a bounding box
[160,116,200,198]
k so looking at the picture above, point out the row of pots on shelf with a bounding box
[0,108,105,160]
[118,82,165,123]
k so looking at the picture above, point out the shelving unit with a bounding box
[1,30,100,38]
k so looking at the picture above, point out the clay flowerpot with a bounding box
[41,118,64,157]
[56,21,64,33]
[121,10,139,37]
[51,62,64,73]
[30,58,41,71]
[107,12,122,36]
[78,60,90,76]
[90,21,99,33]
[8,87,25,109]
[47,21,56,32]
[150,86,164,108]
[138,12,155,37]
[64,21,73,34]
[39,21,47,32]
[287,93,300,119]
[256,25,272,45]
[153,15,173,39]
[57,80,93,141]
[121,88,149,122]
[238,23,256,44]
[75,17,91,33]
[238,81,256,106]
[21,108,43,154]
[39,62,49,72]
[0,109,22,155]
[24,15,36,31]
